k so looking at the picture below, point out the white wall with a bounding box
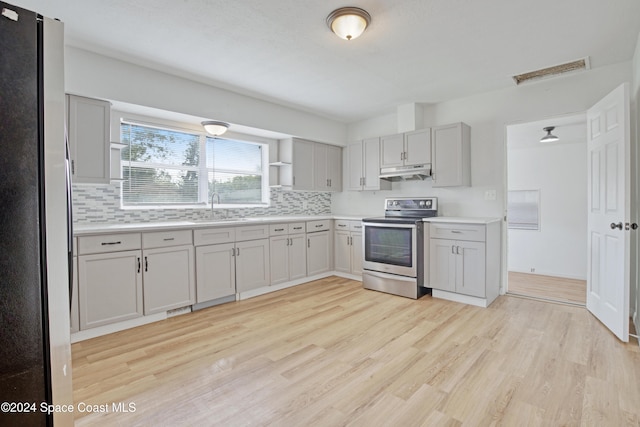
[632,32,640,332]
[335,61,632,219]
[507,141,587,279]
[64,47,348,145]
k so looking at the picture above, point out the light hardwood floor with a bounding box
[72,277,640,426]
[508,271,587,305]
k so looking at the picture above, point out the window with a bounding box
[507,190,540,230]
[121,121,268,207]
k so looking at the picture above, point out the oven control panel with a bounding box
[385,197,437,211]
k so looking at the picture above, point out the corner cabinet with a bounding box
[66,94,111,184]
[275,138,342,191]
[428,220,500,307]
[347,137,391,191]
[431,122,471,187]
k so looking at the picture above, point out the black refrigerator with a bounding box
[0,2,74,426]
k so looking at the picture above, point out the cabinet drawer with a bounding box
[143,229,192,249]
[194,227,235,246]
[78,233,141,255]
[349,221,363,232]
[236,225,270,242]
[269,223,289,236]
[429,223,486,242]
[307,219,331,233]
[288,222,306,234]
[334,220,350,230]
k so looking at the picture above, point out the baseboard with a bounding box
[332,271,363,281]
[634,310,639,347]
[507,269,586,281]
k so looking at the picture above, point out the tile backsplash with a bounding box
[73,183,331,224]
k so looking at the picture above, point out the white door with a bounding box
[586,83,630,342]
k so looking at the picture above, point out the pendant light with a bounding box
[202,120,229,136]
[326,7,371,41]
[540,126,559,143]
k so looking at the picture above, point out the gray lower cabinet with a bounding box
[142,244,195,315]
[270,223,307,285]
[306,220,332,276]
[334,220,363,276]
[428,221,500,306]
[195,242,236,302]
[235,238,271,292]
[78,249,143,329]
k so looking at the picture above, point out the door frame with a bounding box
[502,111,589,300]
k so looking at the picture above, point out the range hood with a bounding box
[379,164,431,181]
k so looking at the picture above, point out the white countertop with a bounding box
[73,215,337,236]
[424,216,502,224]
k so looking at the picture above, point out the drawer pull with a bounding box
[451,230,462,234]
[316,224,323,228]
[338,224,347,227]
[275,228,285,232]
[163,237,175,241]
[293,227,303,230]
[101,241,122,246]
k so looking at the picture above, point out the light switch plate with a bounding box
[484,189,497,201]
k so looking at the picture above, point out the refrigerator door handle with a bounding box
[65,136,74,308]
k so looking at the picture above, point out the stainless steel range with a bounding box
[362,197,437,299]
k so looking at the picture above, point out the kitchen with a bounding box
[2,1,640,425]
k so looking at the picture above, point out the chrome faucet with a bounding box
[211,192,220,219]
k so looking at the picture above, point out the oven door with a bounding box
[362,222,417,277]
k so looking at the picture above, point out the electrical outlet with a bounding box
[484,189,497,201]
[530,268,535,273]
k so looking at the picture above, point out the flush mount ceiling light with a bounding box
[540,126,559,143]
[326,7,371,40]
[202,120,229,136]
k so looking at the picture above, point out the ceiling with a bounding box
[9,0,640,123]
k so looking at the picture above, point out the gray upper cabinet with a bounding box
[380,129,431,168]
[276,138,341,192]
[66,94,111,184]
[432,122,471,187]
[314,143,342,192]
[347,137,391,191]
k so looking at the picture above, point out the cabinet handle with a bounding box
[71,160,75,175]
[163,237,175,241]
[451,245,456,254]
[308,239,310,248]
[101,241,122,246]
[236,247,240,256]
[137,257,141,273]
[231,248,236,257]
[329,179,332,187]
[451,230,462,234]
[144,256,148,272]
[293,226,302,230]
[456,246,461,255]
[275,228,285,231]
[400,152,404,161]
[338,224,347,228]
[293,176,296,185]
[316,224,323,228]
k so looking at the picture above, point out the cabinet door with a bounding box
[404,129,431,166]
[429,239,456,292]
[67,94,111,184]
[78,250,143,329]
[70,256,79,333]
[347,141,364,191]
[288,234,308,281]
[363,137,390,190]
[196,243,236,302]
[143,245,195,315]
[351,231,363,275]
[236,239,270,292]
[380,133,405,168]
[334,230,352,273]
[314,143,329,191]
[307,231,330,276]
[326,145,342,191]
[269,235,290,285]
[292,139,314,190]
[456,240,486,298]
[432,122,471,187]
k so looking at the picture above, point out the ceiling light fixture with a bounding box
[540,126,559,143]
[202,120,229,136]
[326,7,371,41]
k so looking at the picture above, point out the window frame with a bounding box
[120,119,270,209]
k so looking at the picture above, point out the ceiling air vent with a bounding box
[512,57,590,85]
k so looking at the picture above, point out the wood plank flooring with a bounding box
[507,271,587,305]
[71,277,640,426]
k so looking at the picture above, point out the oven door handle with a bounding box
[362,222,417,229]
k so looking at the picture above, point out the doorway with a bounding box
[505,113,588,305]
